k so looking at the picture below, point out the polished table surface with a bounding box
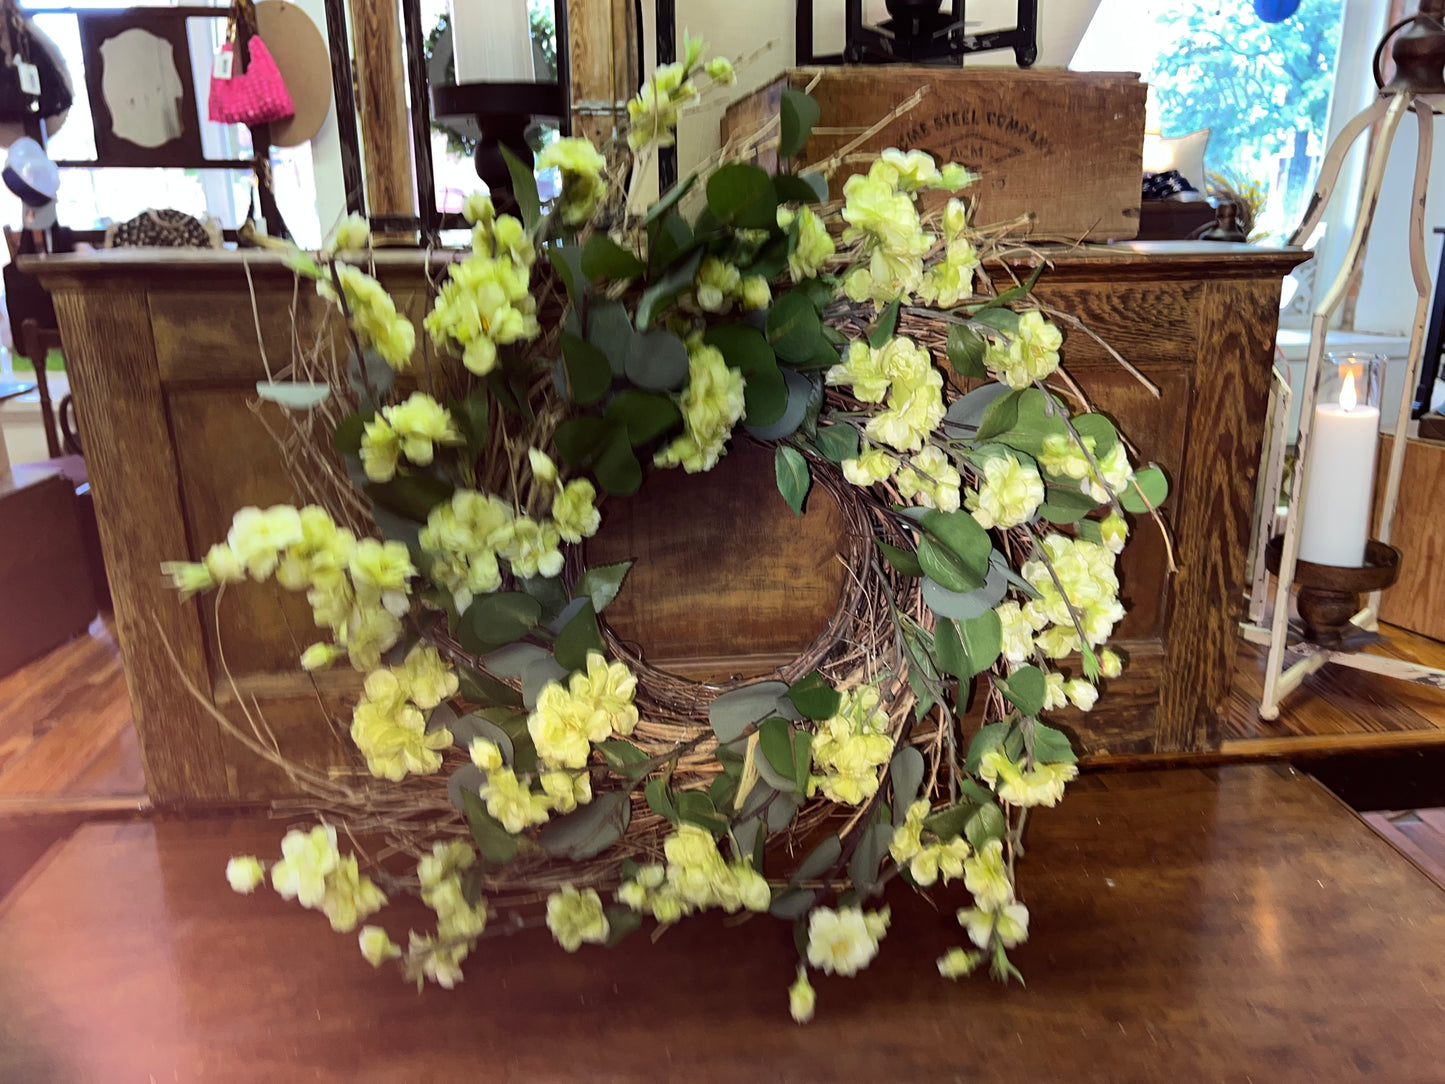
[2,765,1442,1082]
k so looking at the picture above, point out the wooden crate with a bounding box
[722,67,1146,241]
[1375,435,1445,641]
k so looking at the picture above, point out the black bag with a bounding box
[0,2,72,124]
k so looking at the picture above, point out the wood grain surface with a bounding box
[347,0,414,218]
[566,0,637,146]
[1375,435,1445,640]
[2,766,1444,1081]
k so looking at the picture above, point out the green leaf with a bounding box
[1032,722,1078,765]
[991,388,1070,458]
[920,508,992,581]
[580,233,645,282]
[744,369,813,440]
[766,291,825,364]
[452,390,490,454]
[924,799,981,842]
[605,390,681,445]
[918,537,983,593]
[553,600,604,671]
[791,835,841,885]
[500,144,541,232]
[1120,466,1169,514]
[537,791,631,859]
[998,664,1047,717]
[869,298,901,349]
[957,610,1004,679]
[645,776,679,822]
[770,887,817,919]
[674,790,729,837]
[597,738,651,780]
[519,576,569,624]
[461,789,520,864]
[1072,411,1119,459]
[560,332,613,405]
[546,243,586,305]
[644,171,697,226]
[877,539,924,577]
[462,592,542,651]
[1038,484,1099,525]
[920,559,1009,622]
[976,263,1046,310]
[932,617,969,679]
[604,906,643,947]
[586,301,634,375]
[786,671,841,721]
[814,424,860,464]
[946,325,989,379]
[650,210,694,269]
[965,721,1010,774]
[553,416,610,468]
[458,666,526,712]
[709,771,739,810]
[592,425,643,496]
[708,681,795,743]
[850,820,893,894]
[706,162,778,230]
[365,472,454,523]
[964,802,1007,850]
[332,409,373,454]
[975,387,1025,443]
[889,746,926,824]
[775,445,811,516]
[772,170,825,203]
[636,248,703,329]
[704,323,785,427]
[573,560,632,614]
[778,87,820,160]
[625,329,690,391]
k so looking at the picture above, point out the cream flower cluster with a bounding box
[350,650,457,781]
[979,748,1079,808]
[417,839,489,949]
[887,798,972,886]
[805,904,890,976]
[1021,533,1125,658]
[807,686,895,805]
[654,341,746,474]
[693,256,770,314]
[966,451,1045,529]
[546,885,610,951]
[527,651,640,770]
[948,837,1030,957]
[478,764,554,833]
[984,309,1064,389]
[424,199,539,377]
[1038,432,1134,505]
[316,263,416,370]
[828,335,946,455]
[840,149,972,308]
[359,392,465,484]
[777,205,836,283]
[917,198,981,308]
[229,824,386,934]
[616,824,770,922]
[895,445,963,512]
[626,36,734,151]
[163,505,416,673]
[535,137,608,227]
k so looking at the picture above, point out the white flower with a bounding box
[225,855,265,894]
[805,906,886,977]
[789,966,816,1023]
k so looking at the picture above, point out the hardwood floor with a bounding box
[0,615,146,802]
[1363,807,1445,890]
[0,765,1442,1081]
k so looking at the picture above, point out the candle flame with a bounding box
[1341,369,1358,411]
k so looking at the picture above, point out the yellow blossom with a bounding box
[537,137,608,226]
[787,205,835,283]
[654,343,745,474]
[320,854,387,932]
[204,542,246,585]
[540,769,593,814]
[895,445,962,512]
[546,885,610,951]
[328,213,371,254]
[805,906,887,977]
[985,310,1063,389]
[937,946,983,979]
[226,855,265,894]
[1064,677,1098,712]
[227,505,304,580]
[842,441,895,487]
[962,838,1013,910]
[967,453,1045,529]
[359,925,401,967]
[1100,648,1124,679]
[501,516,563,579]
[270,824,340,909]
[161,560,214,601]
[479,766,552,833]
[568,651,640,735]
[395,643,457,709]
[528,447,559,489]
[359,418,401,482]
[469,738,504,774]
[526,680,610,769]
[551,478,601,543]
[959,902,1029,949]
[382,392,463,467]
[300,642,345,671]
[789,967,816,1023]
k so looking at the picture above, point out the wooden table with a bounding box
[24,244,1306,805]
[0,765,1441,1080]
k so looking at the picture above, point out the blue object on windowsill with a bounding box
[1254,0,1302,23]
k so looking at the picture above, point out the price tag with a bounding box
[213,51,233,80]
[16,61,39,97]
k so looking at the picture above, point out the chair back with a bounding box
[20,317,63,458]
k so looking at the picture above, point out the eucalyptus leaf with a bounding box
[786,671,841,721]
[877,539,924,578]
[365,471,454,523]
[942,382,1012,437]
[520,575,570,623]
[998,664,1047,717]
[766,291,824,364]
[920,557,1009,621]
[932,616,969,679]
[580,232,646,282]
[636,248,703,329]
[458,663,525,709]
[674,790,729,837]
[1120,466,1169,513]
[448,713,516,762]
[500,144,541,232]
[706,162,778,230]
[604,391,681,445]
[604,906,644,947]
[650,210,694,269]
[791,835,841,885]
[769,887,817,919]
[546,243,585,305]
[964,801,1007,850]
[778,87,821,160]
[332,409,373,454]
[918,537,984,593]
[597,738,650,780]
[704,323,785,427]
[452,390,490,453]
[560,333,613,405]
[447,763,485,811]
[624,329,690,391]
[975,387,1026,443]
[643,171,697,226]
[774,445,811,516]
[924,799,981,842]
[479,642,551,680]
[965,721,1010,774]
[869,298,901,349]
[957,609,1004,679]
[744,369,813,440]
[732,817,765,868]
[593,424,643,496]
[850,821,894,894]
[1072,411,1119,459]
[766,790,803,833]
[772,170,825,204]
[708,681,793,742]
[574,560,633,614]
[346,349,395,402]
[889,746,926,825]
[1038,484,1100,525]
[920,508,992,579]
[814,424,860,464]
[547,596,590,635]
[536,791,631,859]
[522,655,570,708]
[754,736,801,795]
[461,788,520,864]
[464,592,541,648]
[645,776,679,822]
[553,600,604,672]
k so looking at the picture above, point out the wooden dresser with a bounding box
[26,244,1305,806]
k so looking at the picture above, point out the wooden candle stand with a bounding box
[1264,537,1399,647]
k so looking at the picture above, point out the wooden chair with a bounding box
[19,318,64,458]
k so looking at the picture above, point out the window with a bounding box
[1072,0,1346,243]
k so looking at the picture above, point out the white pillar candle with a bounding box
[1297,370,1380,567]
[452,0,535,83]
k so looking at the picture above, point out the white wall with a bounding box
[295,0,348,244]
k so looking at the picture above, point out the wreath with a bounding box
[166,38,1168,1021]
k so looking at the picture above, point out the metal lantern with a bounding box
[795,0,1038,67]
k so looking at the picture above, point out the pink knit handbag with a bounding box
[208,36,293,126]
